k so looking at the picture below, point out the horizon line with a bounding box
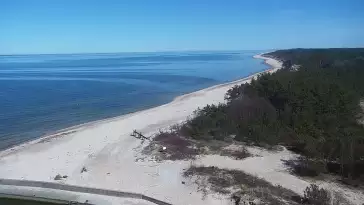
[0,49,271,56]
[2,46,363,56]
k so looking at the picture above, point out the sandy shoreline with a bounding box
[6,53,354,205]
[0,53,279,158]
[0,54,283,203]
[1,53,362,204]
[0,54,280,200]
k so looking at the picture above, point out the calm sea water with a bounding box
[0,51,268,150]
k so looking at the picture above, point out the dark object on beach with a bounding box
[62,175,68,178]
[81,166,88,173]
[131,130,150,141]
[231,195,241,205]
[181,181,185,184]
[54,174,63,180]
[159,146,167,153]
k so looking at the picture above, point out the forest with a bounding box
[172,48,364,182]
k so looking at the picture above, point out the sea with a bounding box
[0,51,268,150]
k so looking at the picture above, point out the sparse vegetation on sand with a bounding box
[142,128,250,161]
[150,49,364,185]
[183,166,353,205]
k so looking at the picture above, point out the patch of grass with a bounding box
[54,174,62,180]
[331,191,355,205]
[143,129,251,161]
[154,130,191,147]
[282,157,325,177]
[303,184,330,205]
[184,166,303,204]
[143,130,199,161]
[220,147,250,160]
[283,158,364,189]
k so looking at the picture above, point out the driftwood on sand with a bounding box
[130,130,150,141]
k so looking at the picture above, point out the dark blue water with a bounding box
[0,51,267,150]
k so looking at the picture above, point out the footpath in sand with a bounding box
[0,54,362,205]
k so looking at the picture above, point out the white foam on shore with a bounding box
[1,53,362,205]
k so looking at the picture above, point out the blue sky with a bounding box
[1,0,364,54]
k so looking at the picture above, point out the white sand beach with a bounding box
[0,54,363,205]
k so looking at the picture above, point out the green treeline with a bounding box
[178,48,364,180]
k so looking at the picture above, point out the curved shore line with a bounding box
[0,53,280,157]
[0,52,284,205]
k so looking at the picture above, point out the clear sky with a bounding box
[1,0,364,54]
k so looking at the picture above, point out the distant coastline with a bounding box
[0,51,269,151]
[0,53,278,155]
[0,53,283,205]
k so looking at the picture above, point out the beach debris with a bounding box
[159,146,167,152]
[81,166,88,173]
[159,146,167,153]
[130,130,150,141]
[54,174,63,180]
[231,195,241,205]
[54,174,68,180]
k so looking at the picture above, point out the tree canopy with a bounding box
[170,48,364,181]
